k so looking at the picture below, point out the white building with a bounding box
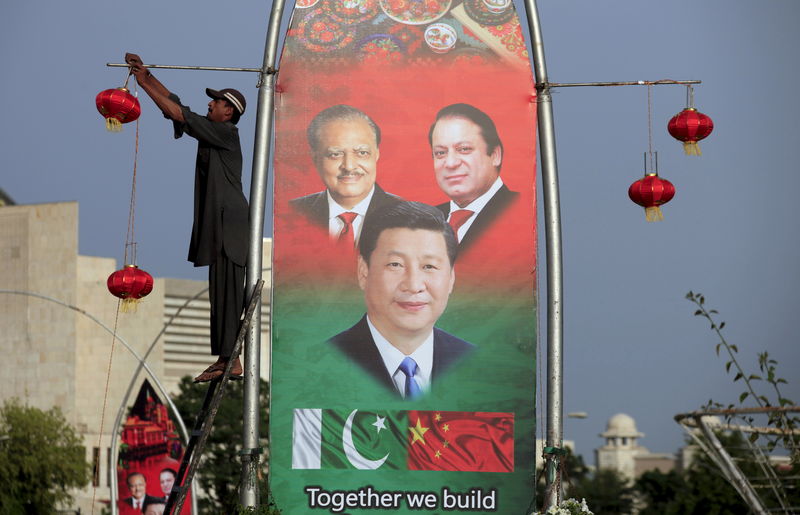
[595,413,676,482]
[0,200,271,513]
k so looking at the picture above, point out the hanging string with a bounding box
[646,84,655,174]
[92,70,142,514]
[686,84,695,109]
[123,81,140,267]
[91,300,123,515]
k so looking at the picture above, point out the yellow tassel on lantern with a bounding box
[120,297,142,313]
[106,117,123,132]
[683,141,702,156]
[645,206,664,222]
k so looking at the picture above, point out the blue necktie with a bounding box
[399,357,422,400]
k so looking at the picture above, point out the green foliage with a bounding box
[686,291,799,462]
[233,501,282,514]
[683,292,800,512]
[171,376,275,514]
[569,469,634,515]
[636,432,752,515]
[635,469,688,515]
[0,398,91,513]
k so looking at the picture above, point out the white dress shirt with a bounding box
[366,316,433,398]
[326,186,375,242]
[446,177,504,241]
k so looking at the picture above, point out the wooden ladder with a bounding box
[165,279,264,515]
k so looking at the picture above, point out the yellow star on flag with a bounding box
[442,423,450,432]
[409,418,429,445]
[435,450,442,459]
[443,440,450,448]
[434,413,442,421]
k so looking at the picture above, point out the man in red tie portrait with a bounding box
[327,202,474,399]
[290,105,401,247]
[428,103,520,253]
[120,472,159,513]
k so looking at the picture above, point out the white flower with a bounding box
[532,498,594,515]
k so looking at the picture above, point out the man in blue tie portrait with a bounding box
[328,201,474,399]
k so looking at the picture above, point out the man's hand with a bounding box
[125,52,150,84]
[124,52,183,122]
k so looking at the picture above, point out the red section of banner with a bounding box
[273,61,536,292]
[406,411,514,472]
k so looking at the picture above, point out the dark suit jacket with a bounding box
[328,315,474,396]
[122,494,161,510]
[437,184,519,252]
[290,184,401,232]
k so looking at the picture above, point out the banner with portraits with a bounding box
[115,380,189,514]
[270,0,537,510]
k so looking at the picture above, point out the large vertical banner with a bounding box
[271,0,537,510]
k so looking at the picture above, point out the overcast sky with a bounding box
[2,1,799,465]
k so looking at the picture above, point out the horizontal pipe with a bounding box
[106,63,262,73]
[675,406,799,421]
[548,79,701,88]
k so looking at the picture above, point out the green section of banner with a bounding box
[272,287,535,408]
[271,286,537,513]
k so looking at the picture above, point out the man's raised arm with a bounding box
[125,52,185,123]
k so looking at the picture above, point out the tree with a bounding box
[635,469,687,515]
[171,377,277,514]
[683,292,800,511]
[570,468,634,515]
[0,398,91,513]
[635,433,751,515]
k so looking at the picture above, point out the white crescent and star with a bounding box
[342,409,390,469]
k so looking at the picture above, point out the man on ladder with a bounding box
[125,52,249,383]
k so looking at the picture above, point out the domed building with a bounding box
[595,413,675,482]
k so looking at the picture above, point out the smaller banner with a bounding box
[116,380,190,514]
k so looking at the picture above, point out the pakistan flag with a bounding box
[292,409,514,473]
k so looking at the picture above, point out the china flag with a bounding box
[406,411,514,473]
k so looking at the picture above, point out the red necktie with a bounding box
[337,212,358,247]
[448,209,474,242]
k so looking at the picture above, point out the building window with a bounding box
[622,437,628,445]
[92,447,100,487]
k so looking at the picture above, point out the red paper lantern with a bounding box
[107,265,153,312]
[96,88,141,132]
[668,108,713,156]
[628,173,675,222]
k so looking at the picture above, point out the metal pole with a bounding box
[107,63,262,73]
[548,79,701,88]
[695,416,769,515]
[519,0,564,510]
[240,0,287,507]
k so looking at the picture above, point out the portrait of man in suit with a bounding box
[428,103,519,252]
[291,104,401,246]
[328,201,474,399]
[121,472,160,512]
[142,500,166,515]
[158,467,177,502]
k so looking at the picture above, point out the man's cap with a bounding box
[206,88,246,115]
